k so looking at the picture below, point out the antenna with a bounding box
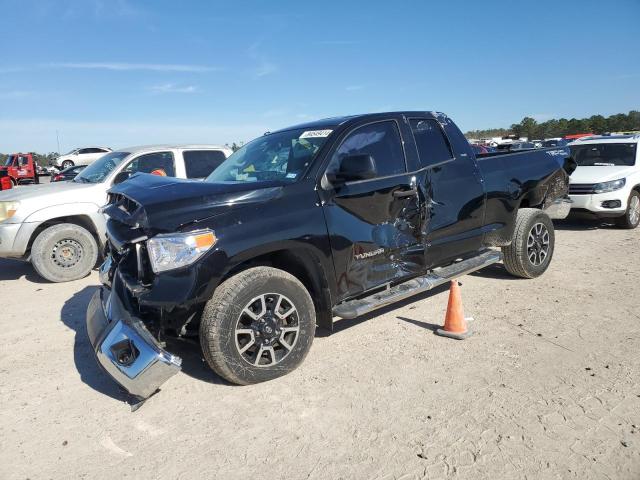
[56,130,61,154]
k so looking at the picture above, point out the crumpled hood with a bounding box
[570,165,635,184]
[106,173,283,231]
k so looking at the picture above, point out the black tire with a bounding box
[615,190,640,229]
[31,223,99,282]
[200,266,316,385]
[502,208,555,279]
[61,160,74,169]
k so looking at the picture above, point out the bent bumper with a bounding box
[544,197,572,220]
[86,285,182,399]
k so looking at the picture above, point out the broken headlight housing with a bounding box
[146,229,217,274]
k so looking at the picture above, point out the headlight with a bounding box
[593,178,625,194]
[146,229,217,273]
[0,201,20,222]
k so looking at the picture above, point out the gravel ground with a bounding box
[0,218,639,480]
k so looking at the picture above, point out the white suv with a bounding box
[52,146,112,169]
[568,135,640,228]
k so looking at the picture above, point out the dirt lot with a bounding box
[0,219,639,480]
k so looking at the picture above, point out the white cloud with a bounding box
[45,62,219,73]
[255,59,278,78]
[345,85,364,92]
[148,83,199,94]
[0,118,269,153]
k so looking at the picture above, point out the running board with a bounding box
[332,249,502,320]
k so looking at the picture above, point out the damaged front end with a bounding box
[86,271,182,401]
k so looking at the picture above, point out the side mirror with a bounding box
[331,154,377,184]
[112,171,131,185]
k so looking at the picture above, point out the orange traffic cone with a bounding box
[436,280,472,340]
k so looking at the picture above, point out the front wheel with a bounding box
[31,223,98,282]
[502,208,555,279]
[615,191,640,229]
[200,267,316,385]
[61,160,74,169]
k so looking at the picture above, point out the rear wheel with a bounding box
[502,208,555,279]
[615,191,640,229]
[200,267,316,385]
[31,223,98,282]
[61,160,74,169]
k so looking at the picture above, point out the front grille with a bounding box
[108,193,142,216]
[569,183,596,195]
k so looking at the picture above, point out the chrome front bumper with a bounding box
[544,197,572,220]
[86,282,182,400]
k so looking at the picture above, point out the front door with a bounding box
[320,119,425,301]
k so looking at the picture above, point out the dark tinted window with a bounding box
[330,121,405,178]
[410,119,453,167]
[184,150,227,178]
[125,151,176,177]
[570,143,637,166]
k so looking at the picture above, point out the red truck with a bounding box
[0,169,12,190]
[0,153,39,185]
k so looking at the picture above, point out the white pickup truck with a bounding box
[568,135,640,228]
[0,144,232,282]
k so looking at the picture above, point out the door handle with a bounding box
[393,187,418,198]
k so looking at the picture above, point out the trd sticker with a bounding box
[300,129,333,138]
[354,248,384,260]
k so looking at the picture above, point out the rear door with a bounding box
[407,117,486,267]
[320,119,425,301]
[182,149,228,179]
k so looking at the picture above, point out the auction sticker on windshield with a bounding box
[300,129,333,138]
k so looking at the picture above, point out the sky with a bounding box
[1,0,639,153]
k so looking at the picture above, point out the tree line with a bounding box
[465,110,640,140]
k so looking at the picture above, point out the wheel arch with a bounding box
[221,247,334,332]
[26,214,103,256]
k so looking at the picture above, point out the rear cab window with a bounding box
[183,150,227,179]
[409,119,453,168]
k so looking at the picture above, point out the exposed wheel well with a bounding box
[222,249,334,332]
[27,215,102,256]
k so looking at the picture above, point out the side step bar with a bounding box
[332,249,502,320]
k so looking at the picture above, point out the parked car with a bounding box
[86,111,573,400]
[568,134,640,228]
[0,144,232,282]
[51,165,86,182]
[542,139,569,148]
[0,153,39,185]
[471,144,488,154]
[50,147,112,170]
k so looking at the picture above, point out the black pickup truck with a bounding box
[87,111,573,401]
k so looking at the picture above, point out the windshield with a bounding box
[62,149,77,156]
[206,127,332,184]
[73,151,131,183]
[3,155,15,166]
[570,143,637,167]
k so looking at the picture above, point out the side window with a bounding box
[409,119,453,168]
[125,152,176,177]
[330,121,405,178]
[78,148,91,155]
[183,150,227,178]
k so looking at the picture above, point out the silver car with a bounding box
[0,144,232,282]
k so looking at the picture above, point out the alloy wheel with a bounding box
[234,293,300,367]
[526,222,550,266]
